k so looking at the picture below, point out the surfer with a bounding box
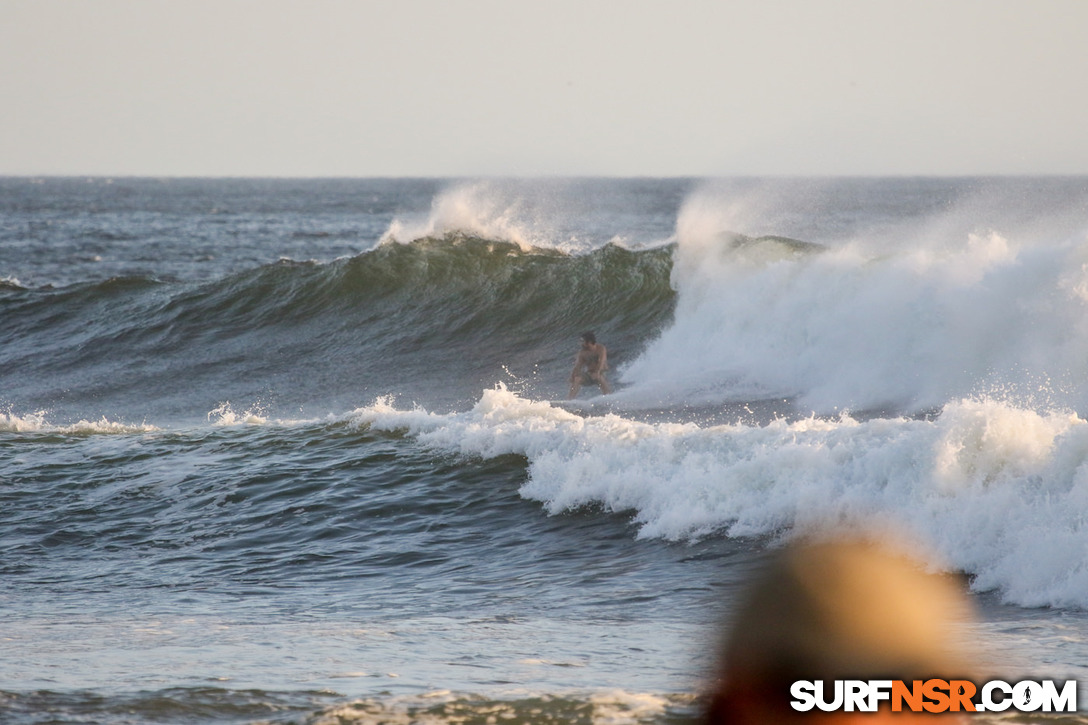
[568,331,612,399]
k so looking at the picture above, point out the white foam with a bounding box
[207,401,269,427]
[589,690,671,723]
[618,185,1088,415]
[348,386,1088,609]
[0,410,158,434]
[0,410,49,432]
[308,689,682,725]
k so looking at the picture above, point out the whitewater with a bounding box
[3,176,1088,723]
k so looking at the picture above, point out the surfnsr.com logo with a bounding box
[790,679,1078,713]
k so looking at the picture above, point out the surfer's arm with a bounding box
[570,352,586,382]
[586,346,607,377]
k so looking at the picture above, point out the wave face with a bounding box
[0,236,675,421]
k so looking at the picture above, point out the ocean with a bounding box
[3,176,1088,723]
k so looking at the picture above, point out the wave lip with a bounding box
[379,179,682,254]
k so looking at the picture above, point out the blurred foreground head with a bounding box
[706,533,976,724]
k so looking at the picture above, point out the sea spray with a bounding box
[621,194,1088,414]
[381,181,538,250]
[380,179,682,252]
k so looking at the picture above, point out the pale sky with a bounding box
[2,0,1086,177]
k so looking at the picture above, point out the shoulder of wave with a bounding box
[0,274,168,296]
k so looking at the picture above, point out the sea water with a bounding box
[3,177,1088,723]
